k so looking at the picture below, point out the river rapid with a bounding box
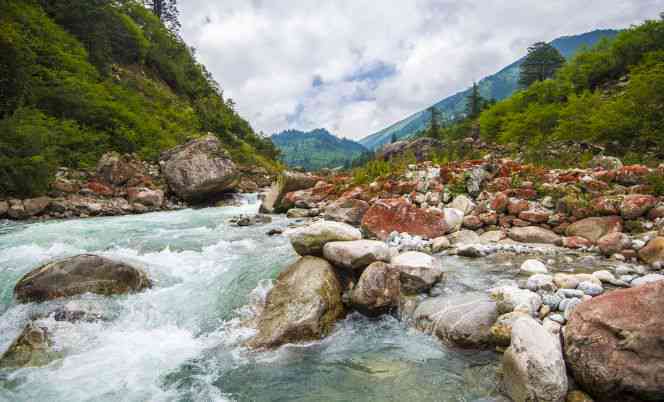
[0,198,507,401]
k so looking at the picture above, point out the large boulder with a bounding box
[361,199,449,240]
[322,240,391,271]
[14,255,152,303]
[565,216,623,243]
[22,197,51,217]
[259,171,320,213]
[0,323,62,368]
[0,200,8,217]
[247,256,345,349]
[127,187,164,208]
[502,317,568,402]
[414,292,498,348]
[620,194,657,219]
[508,226,560,244]
[350,262,400,315]
[490,286,542,316]
[159,134,238,202]
[391,251,443,293]
[322,198,370,226]
[564,281,664,401]
[638,237,664,266]
[597,232,632,256]
[378,137,442,162]
[285,221,362,257]
[96,152,144,186]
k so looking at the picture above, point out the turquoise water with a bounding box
[0,201,501,402]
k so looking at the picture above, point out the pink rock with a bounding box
[361,199,449,240]
[561,236,593,249]
[507,198,529,216]
[620,194,657,219]
[597,232,632,256]
[518,210,550,223]
[490,192,509,212]
[462,215,483,230]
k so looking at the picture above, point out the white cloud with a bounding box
[179,0,662,139]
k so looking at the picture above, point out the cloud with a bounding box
[179,0,662,139]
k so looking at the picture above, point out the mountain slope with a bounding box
[359,29,619,150]
[272,129,368,171]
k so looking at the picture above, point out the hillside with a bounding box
[359,29,619,150]
[0,0,280,197]
[272,129,368,171]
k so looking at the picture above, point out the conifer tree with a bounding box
[518,42,565,88]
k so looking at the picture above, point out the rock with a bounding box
[491,192,509,212]
[591,270,616,284]
[260,171,320,213]
[96,152,140,186]
[557,289,585,299]
[237,178,258,193]
[127,187,164,208]
[443,208,464,233]
[520,259,548,274]
[638,237,664,266]
[7,199,28,220]
[502,317,568,402]
[561,236,593,249]
[230,214,272,227]
[22,197,51,217]
[508,226,560,244]
[286,208,317,218]
[350,262,400,315]
[553,274,581,290]
[631,273,664,287]
[490,286,542,316]
[519,209,551,224]
[565,390,594,402]
[0,322,61,368]
[479,230,505,243]
[507,198,530,216]
[431,236,451,253]
[590,155,623,170]
[620,194,657,219]
[247,256,345,349]
[565,216,623,243]
[51,177,80,194]
[159,134,238,202]
[542,294,563,310]
[361,199,449,240]
[596,232,631,256]
[562,298,582,320]
[448,229,481,245]
[577,281,603,296]
[564,281,664,401]
[322,198,369,226]
[414,292,498,348]
[322,240,391,271]
[526,274,556,292]
[0,200,8,217]
[14,255,152,303]
[285,221,362,257]
[378,137,443,162]
[465,165,493,197]
[462,215,483,230]
[489,311,530,347]
[449,195,475,215]
[391,251,443,294]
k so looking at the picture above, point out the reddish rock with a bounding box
[479,211,498,226]
[615,164,649,185]
[582,179,609,192]
[322,198,370,226]
[507,198,529,216]
[593,170,616,183]
[564,281,664,401]
[462,215,483,230]
[591,196,622,216]
[488,177,512,192]
[510,188,538,200]
[561,236,593,249]
[96,152,141,186]
[518,210,550,223]
[620,194,657,219]
[52,178,80,194]
[638,237,664,266]
[499,215,514,228]
[648,205,664,220]
[86,181,114,197]
[490,192,509,212]
[22,197,51,217]
[511,218,530,227]
[361,199,449,240]
[508,226,560,244]
[127,187,164,208]
[565,216,623,243]
[597,232,632,257]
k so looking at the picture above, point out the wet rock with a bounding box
[14,254,152,303]
[391,251,443,294]
[323,240,391,271]
[285,221,362,257]
[449,195,476,215]
[160,134,238,202]
[0,200,8,217]
[322,197,369,226]
[361,199,449,240]
[23,197,51,217]
[596,232,631,256]
[565,216,623,243]
[448,229,481,245]
[577,281,603,296]
[230,214,272,227]
[564,281,664,401]
[631,273,664,287]
[414,292,498,348]
[508,226,560,244]
[127,187,164,208]
[490,286,542,316]
[638,237,664,266]
[520,259,548,274]
[286,208,318,218]
[247,256,345,349]
[0,322,61,368]
[260,171,320,213]
[502,317,568,402]
[431,236,451,253]
[350,262,400,315]
[620,194,657,219]
[7,199,28,220]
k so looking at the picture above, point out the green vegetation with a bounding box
[351,151,416,185]
[0,0,279,197]
[518,42,566,88]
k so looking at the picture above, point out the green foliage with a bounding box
[519,42,566,88]
[351,151,416,185]
[272,129,367,171]
[646,172,664,197]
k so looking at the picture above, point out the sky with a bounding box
[179,0,662,140]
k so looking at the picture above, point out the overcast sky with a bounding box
[179,1,662,140]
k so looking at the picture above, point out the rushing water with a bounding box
[0,199,506,402]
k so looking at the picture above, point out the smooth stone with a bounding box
[285,221,362,256]
[322,240,390,271]
[520,259,548,274]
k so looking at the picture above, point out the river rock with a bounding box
[350,262,400,315]
[323,240,391,271]
[361,198,449,240]
[391,251,443,293]
[449,195,475,216]
[285,221,362,256]
[247,256,345,349]
[322,198,370,226]
[638,237,664,266]
[520,259,548,274]
[577,281,603,296]
[564,280,664,401]
[0,200,8,217]
[508,226,560,244]
[443,208,464,233]
[447,229,481,245]
[159,134,238,202]
[286,208,318,218]
[14,254,152,303]
[490,286,542,316]
[489,311,530,347]
[259,171,320,213]
[7,199,28,220]
[565,216,623,243]
[0,322,62,368]
[620,194,657,219]
[96,152,140,186]
[23,197,51,217]
[596,232,631,256]
[631,273,664,287]
[431,236,451,253]
[127,187,164,208]
[502,317,568,402]
[526,274,556,292]
[414,292,498,348]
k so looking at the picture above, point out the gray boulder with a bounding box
[508,226,560,244]
[322,198,369,226]
[350,262,400,315]
[285,221,362,256]
[391,251,443,293]
[323,240,390,271]
[259,171,320,213]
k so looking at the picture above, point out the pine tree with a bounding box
[466,82,484,118]
[427,106,441,139]
[518,42,565,88]
[144,0,180,32]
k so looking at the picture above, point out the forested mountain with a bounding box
[0,0,279,197]
[359,29,619,150]
[272,129,368,171]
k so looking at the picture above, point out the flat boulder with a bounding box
[361,198,449,240]
[247,256,345,349]
[508,226,560,244]
[323,240,390,271]
[391,251,443,293]
[14,255,152,303]
[322,198,369,226]
[564,281,664,401]
[259,171,320,213]
[285,221,362,256]
[414,292,498,348]
[159,134,238,202]
[350,262,400,315]
[0,322,62,368]
[565,216,623,243]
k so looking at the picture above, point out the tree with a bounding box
[466,82,485,118]
[390,133,398,143]
[519,42,565,88]
[144,0,180,32]
[427,106,441,139]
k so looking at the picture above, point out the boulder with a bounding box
[490,286,542,316]
[0,200,8,217]
[14,255,152,303]
[414,292,498,348]
[378,137,442,162]
[22,197,51,217]
[465,165,494,197]
[443,208,464,233]
[431,236,451,253]
[322,240,391,271]
[350,262,400,315]
[391,251,443,294]
[508,226,560,244]
[247,256,345,349]
[0,322,62,368]
[127,187,164,208]
[449,195,476,216]
[620,194,657,219]
[564,281,664,401]
[520,259,548,274]
[322,198,369,226]
[361,199,449,240]
[7,199,28,220]
[159,134,238,202]
[638,237,664,266]
[96,152,140,186]
[285,221,362,256]
[489,311,530,347]
[259,171,321,213]
[447,229,481,245]
[565,216,623,243]
[631,273,664,287]
[502,317,568,402]
[596,232,632,257]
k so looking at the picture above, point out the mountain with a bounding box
[272,129,369,171]
[358,29,620,150]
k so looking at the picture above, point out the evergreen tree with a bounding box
[518,42,565,88]
[466,82,484,118]
[144,0,180,32]
[390,133,398,143]
[427,106,441,139]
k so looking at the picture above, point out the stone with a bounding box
[449,195,475,215]
[591,270,617,284]
[631,273,664,287]
[414,292,498,348]
[562,298,582,320]
[502,317,568,402]
[519,209,551,224]
[361,199,449,240]
[247,256,345,349]
[490,286,542,316]
[391,251,443,294]
[260,171,320,213]
[508,226,560,244]
[350,262,400,316]
[565,390,594,402]
[14,254,152,303]
[159,134,238,202]
[286,208,317,218]
[554,274,580,290]
[96,152,140,186]
[590,155,623,170]
[447,229,481,245]
[431,236,451,253]
[322,197,369,226]
[520,259,548,274]
[285,221,362,257]
[561,236,593,249]
[638,237,664,266]
[465,165,493,197]
[526,274,556,292]
[564,281,664,401]
[443,208,464,233]
[0,200,8,217]
[462,215,483,230]
[577,281,603,296]
[0,322,62,368]
[542,293,562,310]
[322,240,391,271]
[7,199,28,220]
[489,311,530,347]
[126,187,164,208]
[565,216,623,244]
[22,197,51,217]
[596,232,631,256]
[620,194,657,219]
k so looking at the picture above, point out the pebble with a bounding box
[542,294,562,310]
[578,281,603,296]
